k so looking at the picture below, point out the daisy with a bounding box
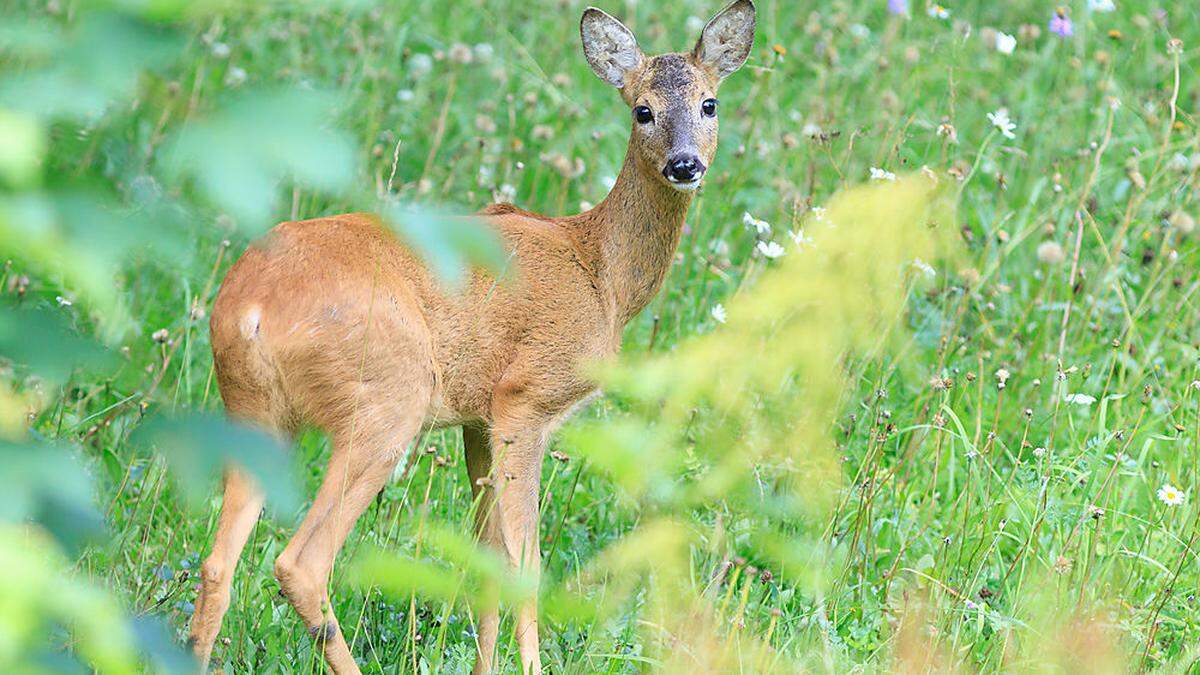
[711,304,727,324]
[987,108,1017,139]
[1157,483,1186,506]
[742,211,771,235]
[756,241,786,259]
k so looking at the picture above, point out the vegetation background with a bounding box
[1,0,1198,672]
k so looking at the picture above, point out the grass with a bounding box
[13,0,1200,671]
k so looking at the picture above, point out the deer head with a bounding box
[580,0,756,191]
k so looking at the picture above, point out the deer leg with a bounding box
[482,405,551,675]
[464,424,502,674]
[274,407,425,675]
[188,467,264,670]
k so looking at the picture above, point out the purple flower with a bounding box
[1049,9,1074,38]
[887,0,909,16]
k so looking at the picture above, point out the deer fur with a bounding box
[187,2,755,673]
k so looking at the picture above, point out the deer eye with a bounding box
[633,105,653,124]
[701,98,718,117]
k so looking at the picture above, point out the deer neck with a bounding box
[581,146,693,326]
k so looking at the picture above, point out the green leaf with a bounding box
[381,202,509,286]
[0,440,106,554]
[129,412,301,516]
[162,88,358,231]
[0,306,115,384]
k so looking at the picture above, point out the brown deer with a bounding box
[187,2,755,672]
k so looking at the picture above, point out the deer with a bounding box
[187,2,755,672]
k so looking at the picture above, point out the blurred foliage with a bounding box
[0,0,501,669]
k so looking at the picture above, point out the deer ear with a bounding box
[580,7,644,88]
[692,0,756,79]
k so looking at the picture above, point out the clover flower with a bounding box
[1049,9,1074,38]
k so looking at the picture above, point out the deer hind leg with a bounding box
[464,424,502,674]
[188,467,265,670]
[273,393,430,675]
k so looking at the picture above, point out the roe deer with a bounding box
[188,2,755,672]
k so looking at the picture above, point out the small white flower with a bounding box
[811,206,827,221]
[912,258,936,279]
[56,295,72,307]
[926,4,950,20]
[788,228,814,248]
[224,66,247,88]
[396,88,415,102]
[1088,0,1116,13]
[994,368,1011,389]
[1032,447,1047,458]
[711,304,727,324]
[473,43,495,63]
[870,167,897,181]
[1064,393,1097,406]
[409,53,434,78]
[756,241,787,259]
[1157,483,1186,506]
[210,42,231,59]
[743,211,772,235]
[987,108,1017,139]
[802,122,823,138]
[995,32,1017,55]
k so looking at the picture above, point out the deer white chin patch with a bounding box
[666,176,703,191]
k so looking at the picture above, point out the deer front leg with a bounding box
[467,404,551,674]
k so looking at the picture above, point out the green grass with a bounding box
[11,0,1200,671]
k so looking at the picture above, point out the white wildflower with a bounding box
[870,167,897,181]
[1157,483,1186,506]
[788,228,814,248]
[409,53,434,78]
[711,304,727,324]
[995,32,1017,55]
[756,241,787,259]
[396,88,415,102]
[1088,0,1116,12]
[1064,393,1097,406]
[927,4,950,20]
[743,211,772,235]
[473,43,495,63]
[994,368,1011,389]
[912,258,936,279]
[987,108,1017,139]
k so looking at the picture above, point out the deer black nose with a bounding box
[664,155,705,183]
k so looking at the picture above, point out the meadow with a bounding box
[2,0,1199,672]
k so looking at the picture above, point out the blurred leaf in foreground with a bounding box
[162,89,358,231]
[0,306,114,385]
[130,413,300,516]
[381,201,510,286]
[0,440,105,554]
